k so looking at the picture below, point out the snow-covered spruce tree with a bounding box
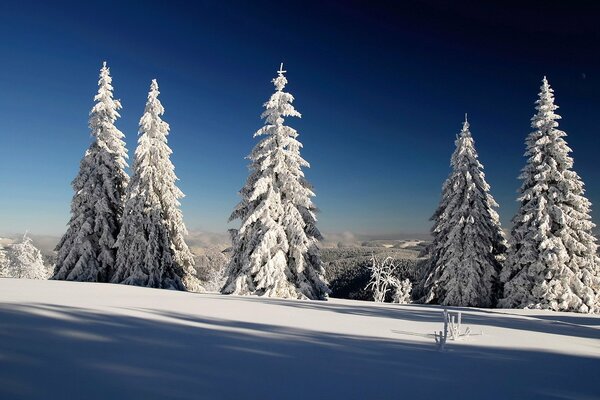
[6,234,48,279]
[53,62,128,282]
[500,77,599,313]
[222,64,328,300]
[422,117,506,307]
[111,80,200,291]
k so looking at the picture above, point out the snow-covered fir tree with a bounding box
[500,77,600,313]
[222,64,328,300]
[6,234,48,279]
[422,117,506,307]
[111,80,199,291]
[53,62,128,282]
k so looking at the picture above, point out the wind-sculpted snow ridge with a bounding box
[1,279,599,400]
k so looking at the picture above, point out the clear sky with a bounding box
[0,0,598,238]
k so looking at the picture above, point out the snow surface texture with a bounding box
[500,77,600,313]
[423,119,506,307]
[0,279,599,400]
[111,80,199,292]
[53,62,129,283]
[224,65,328,300]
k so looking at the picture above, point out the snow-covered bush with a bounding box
[366,256,397,302]
[365,255,412,304]
[5,234,48,279]
[392,279,412,304]
[193,247,230,292]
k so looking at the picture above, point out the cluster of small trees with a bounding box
[421,78,599,313]
[52,63,199,291]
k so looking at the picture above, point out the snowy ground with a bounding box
[1,279,599,400]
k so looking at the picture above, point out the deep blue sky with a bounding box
[0,0,599,237]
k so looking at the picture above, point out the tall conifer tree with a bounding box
[500,78,599,313]
[423,118,506,307]
[223,64,328,299]
[53,62,128,282]
[111,80,199,291]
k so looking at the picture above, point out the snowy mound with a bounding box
[1,279,599,399]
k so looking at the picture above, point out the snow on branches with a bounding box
[5,234,48,280]
[222,64,328,300]
[500,77,600,313]
[365,255,412,304]
[53,62,128,282]
[111,80,199,291]
[422,117,506,307]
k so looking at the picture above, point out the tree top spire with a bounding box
[273,63,288,92]
[461,113,470,133]
[278,62,286,76]
[541,76,551,90]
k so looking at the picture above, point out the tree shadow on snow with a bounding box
[0,302,598,400]
[211,295,600,341]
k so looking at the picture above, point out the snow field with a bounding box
[1,279,599,399]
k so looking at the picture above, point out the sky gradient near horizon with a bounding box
[0,0,599,238]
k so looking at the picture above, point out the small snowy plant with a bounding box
[435,309,472,350]
[222,64,328,300]
[392,279,413,304]
[53,62,128,282]
[194,247,230,292]
[422,117,506,307]
[500,77,600,313]
[366,256,395,302]
[366,255,412,303]
[111,80,200,291]
[5,234,48,279]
